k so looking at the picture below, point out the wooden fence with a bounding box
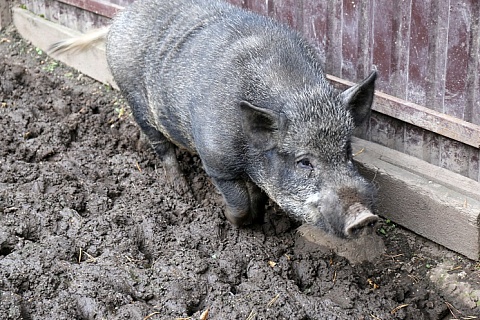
[21,0,480,181]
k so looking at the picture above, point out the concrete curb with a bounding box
[12,6,480,260]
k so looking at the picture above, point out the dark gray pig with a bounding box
[51,0,378,238]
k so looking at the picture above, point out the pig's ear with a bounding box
[340,71,377,126]
[240,101,283,150]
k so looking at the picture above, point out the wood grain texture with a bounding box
[56,0,123,18]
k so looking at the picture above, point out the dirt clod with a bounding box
[298,224,386,264]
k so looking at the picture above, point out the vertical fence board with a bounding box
[407,0,430,107]
[369,113,404,152]
[406,0,430,164]
[438,1,470,179]
[389,0,412,100]
[465,1,480,125]
[426,0,450,113]
[423,131,441,167]
[271,0,303,31]
[24,0,43,16]
[244,0,269,15]
[440,138,470,177]
[44,0,56,23]
[302,0,327,63]
[60,2,78,30]
[467,149,479,181]
[404,124,425,161]
[444,2,470,119]
[325,1,342,75]
[228,0,246,8]
[372,1,393,93]
[356,0,374,79]
[341,0,359,81]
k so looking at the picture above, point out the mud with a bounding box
[1,27,479,320]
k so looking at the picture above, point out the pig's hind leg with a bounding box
[213,178,267,226]
[129,99,192,197]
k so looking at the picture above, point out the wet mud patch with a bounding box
[1,27,479,319]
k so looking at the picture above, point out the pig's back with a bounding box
[106,0,324,178]
[106,0,250,153]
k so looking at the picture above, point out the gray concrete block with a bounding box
[12,7,116,88]
[12,7,480,260]
[352,137,480,260]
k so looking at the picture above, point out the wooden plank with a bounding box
[44,0,53,22]
[355,0,374,79]
[404,0,431,167]
[302,0,327,63]
[467,148,480,182]
[368,113,404,152]
[56,0,123,18]
[109,0,134,6]
[228,0,246,8]
[465,0,480,125]
[244,0,269,15]
[422,130,441,167]
[371,0,393,93]
[440,1,473,182]
[352,0,375,140]
[23,0,43,17]
[440,138,470,177]
[31,0,111,31]
[443,1,470,119]
[407,0,430,107]
[403,124,425,160]
[389,0,412,100]
[425,0,450,113]
[341,0,359,80]
[374,91,480,150]
[325,1,342,75]
[328,74,480,149]
[58,1,79,30]
[270,0,302,31]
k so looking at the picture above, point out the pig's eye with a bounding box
[297,158,313,170]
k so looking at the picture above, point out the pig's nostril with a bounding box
[344,214,378,238]
[348,225,364,236]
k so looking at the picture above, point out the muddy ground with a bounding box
[1,27,479,320]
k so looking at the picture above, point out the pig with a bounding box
[50,0,378,238]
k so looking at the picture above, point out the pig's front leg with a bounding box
[245,180,268,223]
[212,178,267,226]
[150,137,191,198]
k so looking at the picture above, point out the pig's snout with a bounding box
[306,190,377,238]
[344,203,378,237]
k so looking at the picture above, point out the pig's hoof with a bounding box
[224,208,253,227]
